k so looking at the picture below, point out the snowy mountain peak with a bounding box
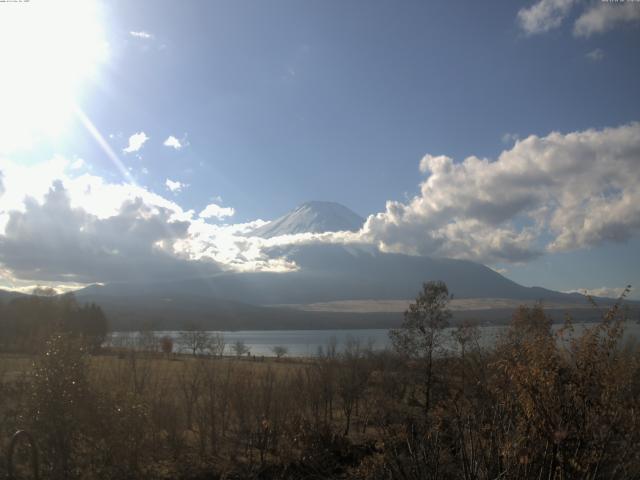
[252,201,365,238]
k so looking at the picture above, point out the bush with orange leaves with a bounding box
[488,288,640,479]
[365,287,640,480]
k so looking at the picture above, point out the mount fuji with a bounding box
[71,201,629,330]
[251,201,364,238]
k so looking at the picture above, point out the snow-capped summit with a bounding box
[251,201,364,238]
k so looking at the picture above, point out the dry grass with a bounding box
[0,300,639,479]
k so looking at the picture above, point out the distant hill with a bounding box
[80,243,583,305]
[0,289,26,302]
[72,241,632,331]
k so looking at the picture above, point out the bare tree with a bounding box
[209,332,226,357]
[451,320,481,397]
[316,335,338,359]
[271,345,288,359]
[337,337,370,435]
[179,328,213,356]
[137,330,158,353]
[389,280,451,415]
[232,340,250,357]
[108,332,132,350]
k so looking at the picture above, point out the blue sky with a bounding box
[1,0,639,298]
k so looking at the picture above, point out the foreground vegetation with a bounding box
[0,284,639,479]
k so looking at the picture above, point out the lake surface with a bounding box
[109,321,640,357]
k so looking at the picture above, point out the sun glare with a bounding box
[0,0,107,152]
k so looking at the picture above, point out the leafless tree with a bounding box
[337,337,369,435]
[209,332,226,357]
[179,329,213,356]
[232,339,250,357]
[137,330,158,353]
[271,345,288,359]
[389,280,451,415]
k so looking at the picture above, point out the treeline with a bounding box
[0,293,108,353]
[0,283,638,479]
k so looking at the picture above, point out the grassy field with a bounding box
[1,304,640,479]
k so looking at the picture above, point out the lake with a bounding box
[109,321,640,357]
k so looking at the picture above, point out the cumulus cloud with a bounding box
[130,30,154,40]
[362,123,640,264]
[6,283,87,296]
[518,0,640,37]
[0,181,219,283]
[165,178,187,193]
[502,132,520,145]
[574,3,640,37]
[0,158,222,286]
[0,156,303,287]
[177,218,299,272]
[517,0,577,34]
[163,135,183,150]
[585,48,605,61]
[123,131,149,153]
[199,203,235,220]
[2,122,640,287]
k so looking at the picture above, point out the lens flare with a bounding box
[0,0,108,152]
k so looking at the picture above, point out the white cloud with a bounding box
[4,282,90,295]
[518,0,640,37]
[199,203,235,220]
[0,155,69,216]
[564,286,630,299]
[502,132,520,145]
[362,123,640,264]
[491,266,509,276]
[177,218,298,272]
[585,48,605,61]
[165,178,187,193]
[574,3,640,37]
[2,122,640,286]
[0,158,339,287]
[130,30,154,40]
[0,179,216,283]
[123,131,149,153]
[0,156,300,283]
[419,154,449,174]
[517,0,577,34]
[163,135,183,150]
